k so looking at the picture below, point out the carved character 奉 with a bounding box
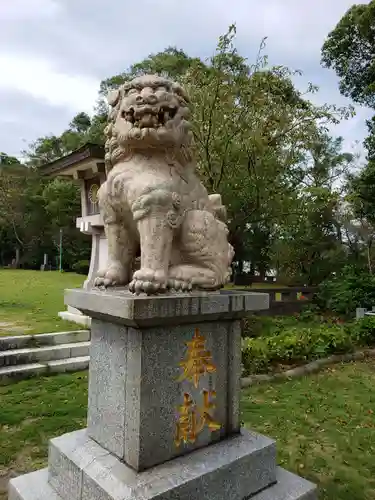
[95,74,234,294]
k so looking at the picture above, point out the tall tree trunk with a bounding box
[15,247,20,268]
[238,259,244,274]
[249,262,255,275]
[258,264,267,280]
[367,239,373,275]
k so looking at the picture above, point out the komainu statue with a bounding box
[95,74,234,294]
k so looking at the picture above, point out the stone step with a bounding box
[0,356,90,385]
[8,466,317,500]
[0,330,90,351]
[0,341,90,367]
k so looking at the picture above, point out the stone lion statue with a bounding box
[95,74,234,294]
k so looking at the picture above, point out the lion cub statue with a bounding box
[95,74,234,294]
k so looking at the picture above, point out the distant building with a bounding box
[40,143,107,326]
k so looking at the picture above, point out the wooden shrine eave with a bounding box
[39,143,105,179]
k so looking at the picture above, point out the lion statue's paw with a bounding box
[128,268,168,295]
[168,265,220,290]
[167,278,193,292]
[94,262,129,288]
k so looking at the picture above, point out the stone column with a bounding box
[9,289,317,500]
[69,289,261,471]
[58,221,107,327]
[83,229,108,290]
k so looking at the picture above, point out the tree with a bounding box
[17,26,355,280]
[0,166,45,265]
[321,1,375,206]
[348,160,375,224]
[183,25,351,274]
[270,133,355,284]
[0,152,21,166]
[364,116,375,161]
[25,135,67,166]
[321,1,375,107]
[24,46,200,166]
[337,203,375,274]
[42,178,91,268]
[99,47,200,96]
[25,113,94,167]
[0,160,90,269]
[69,112,91,134]
[96,47,202,116]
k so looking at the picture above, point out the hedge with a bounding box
[241,316,375,376]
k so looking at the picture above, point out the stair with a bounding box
[0,330,90,384]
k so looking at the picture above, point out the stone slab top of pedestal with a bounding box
[64,288,269,327]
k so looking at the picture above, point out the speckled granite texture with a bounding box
[8,291,317,500]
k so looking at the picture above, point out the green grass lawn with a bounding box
[0,362,374,499]
[0,269,85,336]
[0,270,283,337]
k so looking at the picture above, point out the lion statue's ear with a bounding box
[172,83,190,103]
[107,89,120,107]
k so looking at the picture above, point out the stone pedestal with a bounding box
[9,290,317,500]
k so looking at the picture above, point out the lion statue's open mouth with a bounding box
[121,103,178,129]
[105,75,192,158]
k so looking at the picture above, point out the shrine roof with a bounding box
[39,143,105,177]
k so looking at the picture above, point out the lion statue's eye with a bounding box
[127,89,138,95]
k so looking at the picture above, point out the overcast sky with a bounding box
[0,0,372,161]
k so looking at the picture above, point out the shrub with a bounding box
[316,265,375,316]
[350,316,375,346]
[241,315,282,338]
[242,312,324,339]
[71,260,90,275]
[242,324,354,376]
[241,315,375,376]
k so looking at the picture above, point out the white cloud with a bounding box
[0,0,373,158]
[0,53,99,113]
[0,0,62,21]
[240,0,355,55]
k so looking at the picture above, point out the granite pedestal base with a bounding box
[8,290,317,500]
[64,289,269,472]
[9,429,317,500]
